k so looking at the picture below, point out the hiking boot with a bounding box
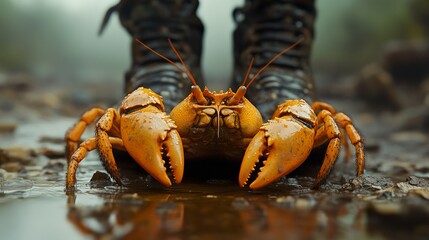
[231,0,316,120]
[100,0,204,112]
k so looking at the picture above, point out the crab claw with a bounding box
[121,111,184,186]
[239,117,315,189]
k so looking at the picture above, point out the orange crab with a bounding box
[65,38,365,190]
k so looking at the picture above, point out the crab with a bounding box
[65,38,365,190]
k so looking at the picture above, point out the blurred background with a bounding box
[0,0,428,122]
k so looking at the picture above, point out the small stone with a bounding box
[36,147,65,159]
[0,123,16,133]
[406,176,429,187]
[90,171,111,182]
[1,162,22,172]
[0,147,36,165]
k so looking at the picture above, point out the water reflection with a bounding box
[66,183,370,240]
[67,192,184,239]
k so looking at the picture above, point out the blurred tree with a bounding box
[409,0,429,36]
[313,0,423,73]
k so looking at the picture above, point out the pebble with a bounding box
[90,171,111,182]
[406,176,429,187]
[0,123,16,133]
[1,162,22,172]
[0,147,36,164]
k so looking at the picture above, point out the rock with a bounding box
[1,162,22,172]
[36,147,65,159]
[343,175,394,193]
[0,147,36,164]
[397,176,429,200]
[0,123,16,133]
[406,176,429,187]
[89,171,113,188]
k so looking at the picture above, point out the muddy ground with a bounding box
[1,48,429,240]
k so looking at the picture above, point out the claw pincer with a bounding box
[239,100,317,189]
[119,88,184,186]
[65,88,184,190]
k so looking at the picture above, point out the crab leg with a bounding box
[95,108,124,185]
[312,102,351,160]
[334,112,365,175]
[314,110,341,187]
[313,111,365,180]
[66,137,124,190]
[65,108,105,162]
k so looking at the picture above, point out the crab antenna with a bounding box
[241,57,255,87]
[135,38,207,105]
[245,37,305,88]
[167,39,207,105]
[168,38,198,86]
[228,57,254,105]
[168,39,207,104]
[135,38,186,74]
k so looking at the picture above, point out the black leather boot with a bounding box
[100,0,204,112]
[231,0,316,121]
